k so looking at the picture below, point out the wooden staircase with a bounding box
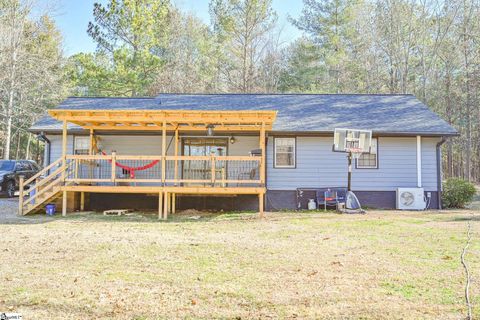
[18,158,69,215]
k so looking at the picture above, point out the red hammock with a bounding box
[100,151,159,178]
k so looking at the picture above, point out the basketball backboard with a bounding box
[333,128,372,154]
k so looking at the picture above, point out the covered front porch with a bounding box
[19,109,276,219]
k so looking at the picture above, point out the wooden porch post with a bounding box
[111,151,116,183]
[168,193,172,213]
[62,119,67,216]
[259,193,264,218]
[158,192,163,220]
[173,128,178,213]
[88,129,94,181]
[62,190,67,216]
[161,122,167,220]
[61,119,67,181]
[163,191,169,220]
[260,122,266,185]
[161,121,167,185]
[80,191,85,211]
[174,129,179,185]
[89,129,94,155]
[18,176,24,215]
[259,122,266,218]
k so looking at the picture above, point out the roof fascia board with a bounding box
[31,128,458,137]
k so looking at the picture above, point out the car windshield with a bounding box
[0,160,15,171]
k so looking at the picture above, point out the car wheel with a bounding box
[6,181,15,198]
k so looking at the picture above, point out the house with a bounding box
[24,94,457,217]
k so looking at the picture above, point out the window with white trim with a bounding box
[274,137,296,168]
[74,136,90,155]
[357,138,378,168]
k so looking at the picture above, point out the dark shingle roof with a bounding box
[30,94,457,135]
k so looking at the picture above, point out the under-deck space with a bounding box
[62,185,265,219]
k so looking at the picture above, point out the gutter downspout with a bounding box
[416,136,422,188]
[36,132,51,168]
[436,137,447,209]
[265,133,268,211]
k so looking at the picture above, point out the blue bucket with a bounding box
[45,204,56,216]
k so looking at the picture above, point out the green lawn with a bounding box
[0,210,478,319]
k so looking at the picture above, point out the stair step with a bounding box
[23,189,62,215]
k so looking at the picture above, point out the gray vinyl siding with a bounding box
[45,134,439,191]
[46,134,258,160]
[267,137,348,189]
[421,138,439,190]
[98,135,258,156]
[46,135,74,164]
[267,136,440,191]
[352,137,417,191]
[228,136,258,155]
[97,135,169,155]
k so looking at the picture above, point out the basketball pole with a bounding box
[347,152,352,191]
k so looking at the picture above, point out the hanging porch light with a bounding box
[207,124,215,136]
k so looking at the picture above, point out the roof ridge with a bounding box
[67,96,156,99]
[157,93,415,97]
[65,94,417,99]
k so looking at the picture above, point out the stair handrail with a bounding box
[19,161,72,215]
[23,158,63,186]
[21,165,68,209]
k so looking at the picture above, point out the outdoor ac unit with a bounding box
[396,188,426,210]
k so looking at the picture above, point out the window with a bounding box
[29,161,40,171]
[274,137,296,168]
[182,138,228,181]
[357,138,378,169]
[0,160,15,171]
[22,161,34,171]
[15,161,30,171]
[74,136,90,155]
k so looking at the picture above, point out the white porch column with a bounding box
[416,135,422,187]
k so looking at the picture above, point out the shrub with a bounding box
[442,178,477,208]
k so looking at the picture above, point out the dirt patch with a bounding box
[0,198,53,224]
[176,208,205,216]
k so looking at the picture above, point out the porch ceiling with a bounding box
[48,109,277,131]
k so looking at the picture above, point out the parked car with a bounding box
[0,160,40,198]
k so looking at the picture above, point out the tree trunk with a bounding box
[15,133,21,160]
[463,29,472,182]
[26,133,32,160]
[4,2,19,160]
[445,66,453,178]
[3,116,13,160]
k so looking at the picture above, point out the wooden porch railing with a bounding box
[18,154,264,215]
[63,154,263,186]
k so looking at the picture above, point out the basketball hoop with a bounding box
[332,128,373,192]
[350,148,363,159]
[333,128,372,154]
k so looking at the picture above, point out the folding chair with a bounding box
[316,189,338,211]
[237,168,257,186]
[335,188,348,209]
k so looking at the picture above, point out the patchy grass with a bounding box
[0,210,478,319]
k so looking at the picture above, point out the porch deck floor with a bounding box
[62,185,265,195]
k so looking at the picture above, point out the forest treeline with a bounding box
[0,0,479,182]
